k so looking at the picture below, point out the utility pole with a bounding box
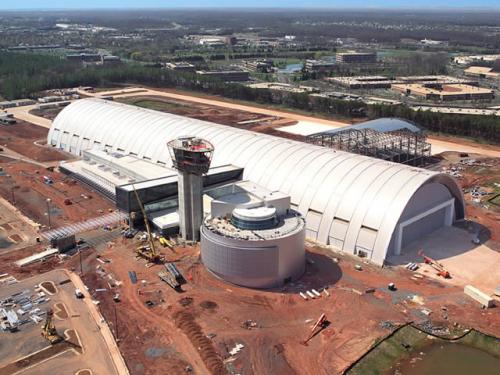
[46,198,52,229]
[114,304,119,341]
[79,249,83,275]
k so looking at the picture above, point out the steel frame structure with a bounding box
[306,128,431,166]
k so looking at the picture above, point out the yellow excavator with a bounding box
[41,309,62,344]
[132,185,163,264]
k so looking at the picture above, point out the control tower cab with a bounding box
[167,136,214,241]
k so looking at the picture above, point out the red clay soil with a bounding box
[75,237,499,375]
[0,121,72,162]
[0,161,114,229]
[29,107,64,121]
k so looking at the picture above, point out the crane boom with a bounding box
[132,185,157,257]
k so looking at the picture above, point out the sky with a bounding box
[1,0,499,10]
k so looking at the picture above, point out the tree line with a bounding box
[0,51,498,144]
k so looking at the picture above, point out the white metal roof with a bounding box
[49,98,464,264]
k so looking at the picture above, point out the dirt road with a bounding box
[6,104,52,128]
[11,86,500,158]
[89,87,500,158]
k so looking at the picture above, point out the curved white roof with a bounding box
[49,98,464,264]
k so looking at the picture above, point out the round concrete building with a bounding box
[201,181,306,289]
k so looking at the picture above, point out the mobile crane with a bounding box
[132,185,163,264]
[417,250,451,279]
[41,309,62,344]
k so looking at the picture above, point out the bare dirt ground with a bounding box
[67,236,500,375]
[0,269,120,375]
[0,121,71,162]
[118,96,306,142]
[430,152,500,246]
[29,107,65,121]
[0,160,114,230]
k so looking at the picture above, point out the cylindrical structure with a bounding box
[167,136,214,241]
[200,212,306,289]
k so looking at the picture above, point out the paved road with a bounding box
[6,105,52,128]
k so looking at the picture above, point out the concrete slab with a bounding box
[277,121,343,136]
[387,226,500,294]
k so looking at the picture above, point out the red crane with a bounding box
[417,250,450,279]
[301,313,330,345]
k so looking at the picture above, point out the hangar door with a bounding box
[391,183,455,256]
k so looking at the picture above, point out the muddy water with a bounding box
[393,342,500,375]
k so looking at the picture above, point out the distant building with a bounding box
[305,59,336,73]
[243,59,273,73]
[66,53,101,63]
[196,69,250,82]
[328,75,478,89]
[0,99,36,109]
[247,82,317,94]
[164,62,196,72]
[464,66,499,79]
[420,38,447,46]
[454,54,500,66]
[198,38,226,47]
[392,83,494,101]
[336,52,377,64]
[101,55,122,66]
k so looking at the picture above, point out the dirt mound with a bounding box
[179,297,193,307]
[173,311,226,375]
[199,300,218,311]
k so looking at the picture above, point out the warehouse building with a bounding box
[392,83,495,101]
[48,99,465,265]
[305,59,336,73]
[196,69,250,82]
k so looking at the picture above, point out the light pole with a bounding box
[46,198,52,229]
[79,249,83,275]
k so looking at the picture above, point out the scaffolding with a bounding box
[306,128,431,166]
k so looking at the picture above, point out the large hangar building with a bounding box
[48,98,465,265]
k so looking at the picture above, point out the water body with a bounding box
[392,342,500,375]
[277,63,303,73]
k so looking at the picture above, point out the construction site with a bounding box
[0,86,499,375]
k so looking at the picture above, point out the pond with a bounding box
[391,342,500,375]
[277,63,303,73]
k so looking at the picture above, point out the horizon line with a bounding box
[2,6,500,11]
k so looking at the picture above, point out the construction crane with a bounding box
[41,309,62,344]
[417,250,450,278]
[301,313,329,346]
[132,185,163,264]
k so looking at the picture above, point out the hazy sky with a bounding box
[1,0,499,10]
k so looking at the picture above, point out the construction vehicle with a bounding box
[159,236,175,250]
[158,270,181,291]
[165,262,186,285]
[132,185,163,264]
[301,313,329,345]
[41,309,62,344]
[417,250,450,278]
